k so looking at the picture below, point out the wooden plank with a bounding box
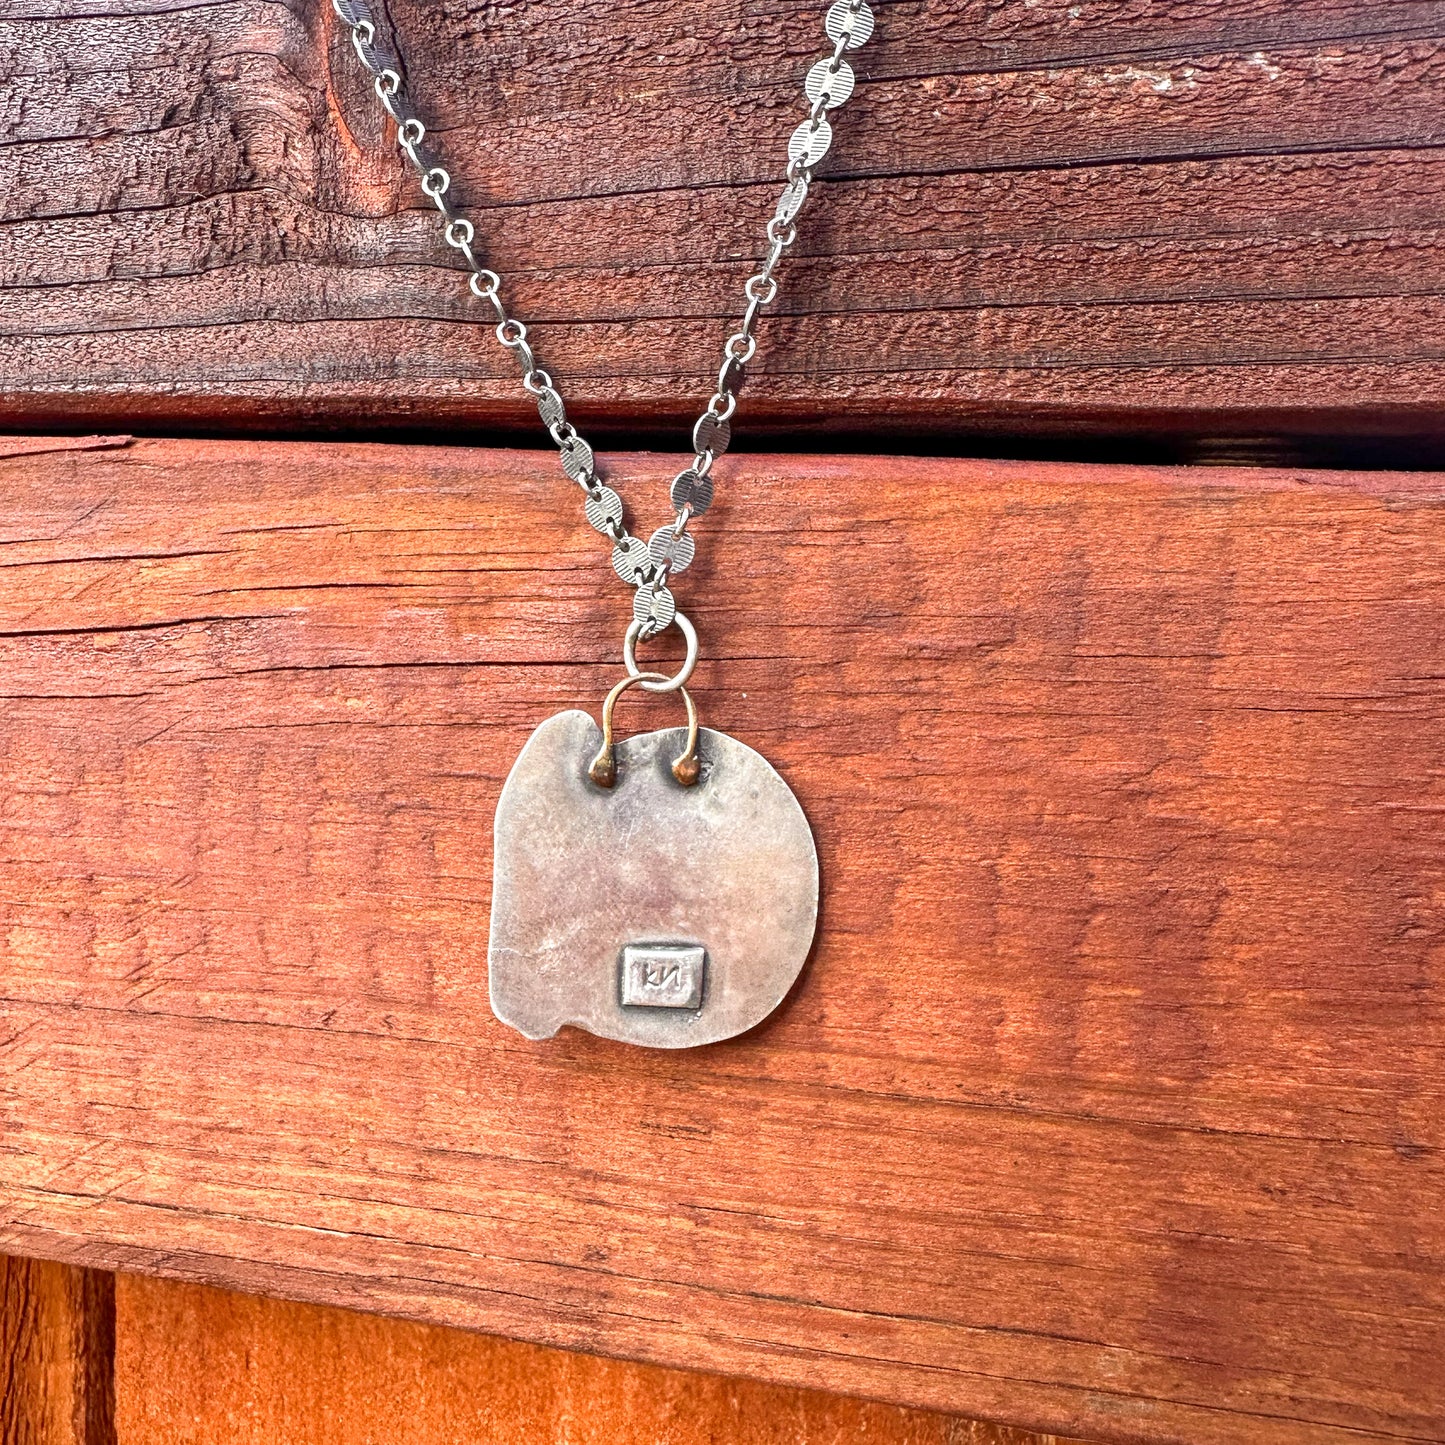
[113,1271,1088,1445]
[0,434,1442,1444]
[0,1255,115,1445]
[4,3,1445,445]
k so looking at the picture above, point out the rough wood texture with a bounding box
[1,435,1443,1444]
[0,1255,114,1445]
[5,2,1445,446]
[114,1272,1087,1445]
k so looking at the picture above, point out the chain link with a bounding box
[332,0,874,635]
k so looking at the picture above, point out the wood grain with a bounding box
[0,1255,114,1445]
[1,435,1443,1444]
[5,2,1445,446]
[114,1272,1089,1445]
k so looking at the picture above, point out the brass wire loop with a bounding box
[588,673,700,789]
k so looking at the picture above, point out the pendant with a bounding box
[488,618,817,1048]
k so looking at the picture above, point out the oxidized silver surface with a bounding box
[489,711,818,1048]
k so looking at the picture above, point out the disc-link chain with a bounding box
[332,0,874,637]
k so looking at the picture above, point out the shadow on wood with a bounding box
[114,1272,1090,1445]
[0,1255,114,1445]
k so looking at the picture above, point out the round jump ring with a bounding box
[623,610,698,692]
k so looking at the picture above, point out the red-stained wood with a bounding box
[0,1251,1084,1443]
[114,1272,1088,1445]
[4,3,1445,447]
[0,1255,114,1445]
[0,435,1443,1444]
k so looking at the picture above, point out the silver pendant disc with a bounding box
[488,710,818,1048]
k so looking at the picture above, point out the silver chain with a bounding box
[332,0,875,641]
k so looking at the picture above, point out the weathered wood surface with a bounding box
[1,435,1443,1444]
[114,1271,1086,1445]
[0,1255,114,1445]
[5,2,1445,445]
[0,1251,1084,1444]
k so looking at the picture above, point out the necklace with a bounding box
[332,0,876,1048]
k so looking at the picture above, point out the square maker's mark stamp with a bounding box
[621,944,705,1010]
